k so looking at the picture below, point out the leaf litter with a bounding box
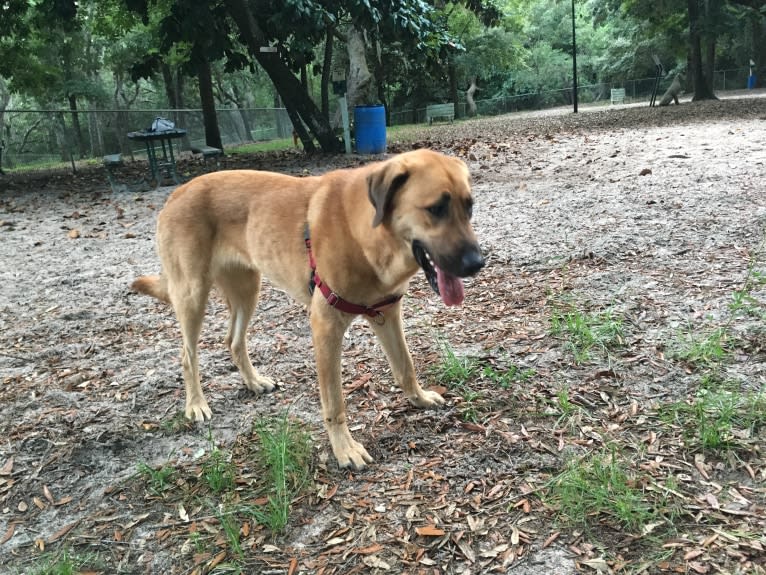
[0,94,765,573]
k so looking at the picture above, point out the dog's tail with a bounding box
[131,275,171,304]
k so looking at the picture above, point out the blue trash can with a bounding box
[354,105,386,154]
[748,74,756,90]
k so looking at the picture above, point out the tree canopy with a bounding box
[1,0,764,152]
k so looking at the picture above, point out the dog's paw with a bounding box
[185,398,212,422]
[335,440,374,470]
[409,388,446,409]
[244,373,276,394]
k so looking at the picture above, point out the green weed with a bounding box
[160,410,194,434]
[202,434,237,494]
[249,414,312,534]
[671,327,729,370]
[482,363,535,388]
[432,342,483,422]
[24,548,98,575]
[549,306,624,364]
[137,461,177,496]
[660,378,766,451]
[217,506,244,559]
[432,342,480,386]
[545,448,652,533]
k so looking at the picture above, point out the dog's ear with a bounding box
[367,161,409,227]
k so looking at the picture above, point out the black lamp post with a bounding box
[571,0,578,113]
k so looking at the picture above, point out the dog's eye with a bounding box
[427,203,447,218]
[466,200,474,219]
[426,193,450,219]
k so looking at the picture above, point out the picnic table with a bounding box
[127,128,187,186]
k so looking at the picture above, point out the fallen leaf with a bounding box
[0,457,13,476]
[639,168,652,176]
[353,544,384,555]
[48,520,79,543]
[1,523,16,544]
[362,555,391,570]
[581,557,609,572]
[43,485,54,504]
[68,229,81,239]
[416,525,446,537]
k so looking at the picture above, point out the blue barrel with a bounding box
[748,74,756,90]
[354,105,386,154]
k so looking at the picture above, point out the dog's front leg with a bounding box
[367,303,445,409]
[310,303,373,470]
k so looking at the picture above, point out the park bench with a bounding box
[191,145,223,170]
[103,153,124,192]
[426,103,455,125]
[610,88,626,105]
[102,153,150,192]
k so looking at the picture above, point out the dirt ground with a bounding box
[1,94,766,574]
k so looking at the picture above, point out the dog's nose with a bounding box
[461,249,485,276]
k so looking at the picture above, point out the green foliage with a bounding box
[249,415,313,534]
[137,461,177,496]
[546,448,653,533]
[670,327,729,370]
[549,305,625,364]
[660,377,766,451]
[481,363,535,389]
[202,442,237,494]
[23,549,99,575]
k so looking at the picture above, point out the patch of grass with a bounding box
[160,410,194,434]
[23,548,98,575]
[482,363,535,389]
[545,448,653,533]
[202,433,237,494]
[660,379,766,451]
[228,138,294,154]
[248,414,313,534]
[549,305,625,364]
[431,342,483,422]
[670,326,729,370]
[432,341,480,386]
[217,506,244,560]
[137,460,177,497]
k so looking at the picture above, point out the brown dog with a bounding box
[132,149,484,469]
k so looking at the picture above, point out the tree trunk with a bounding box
[197,56,223,150]
[688,0,717,100]
[321,29,334,119]
[224,0,341,153]
[466,77,478,116]
[346,26,374,109]
[161,64,191,149]
[0,77,8,174]
[448,59,459,119]
[67,94,86,159]
[753,11,766,88]
[231,83,253,140]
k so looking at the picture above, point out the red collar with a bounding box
[304,228,402,318]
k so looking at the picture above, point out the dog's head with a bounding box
[367,149,484,306]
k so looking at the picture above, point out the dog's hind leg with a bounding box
[217,268,276,394]
[170,277,214,421]
[367,303,446,409]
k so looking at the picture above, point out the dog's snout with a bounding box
[461,248,485,276]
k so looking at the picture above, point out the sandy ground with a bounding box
[1,94,765,573]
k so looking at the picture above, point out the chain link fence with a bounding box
[0,107,293,173]
[0,67,753,174]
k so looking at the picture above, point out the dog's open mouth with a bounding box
[412,240,465,307]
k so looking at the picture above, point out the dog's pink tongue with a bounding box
[436,266,465,306]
